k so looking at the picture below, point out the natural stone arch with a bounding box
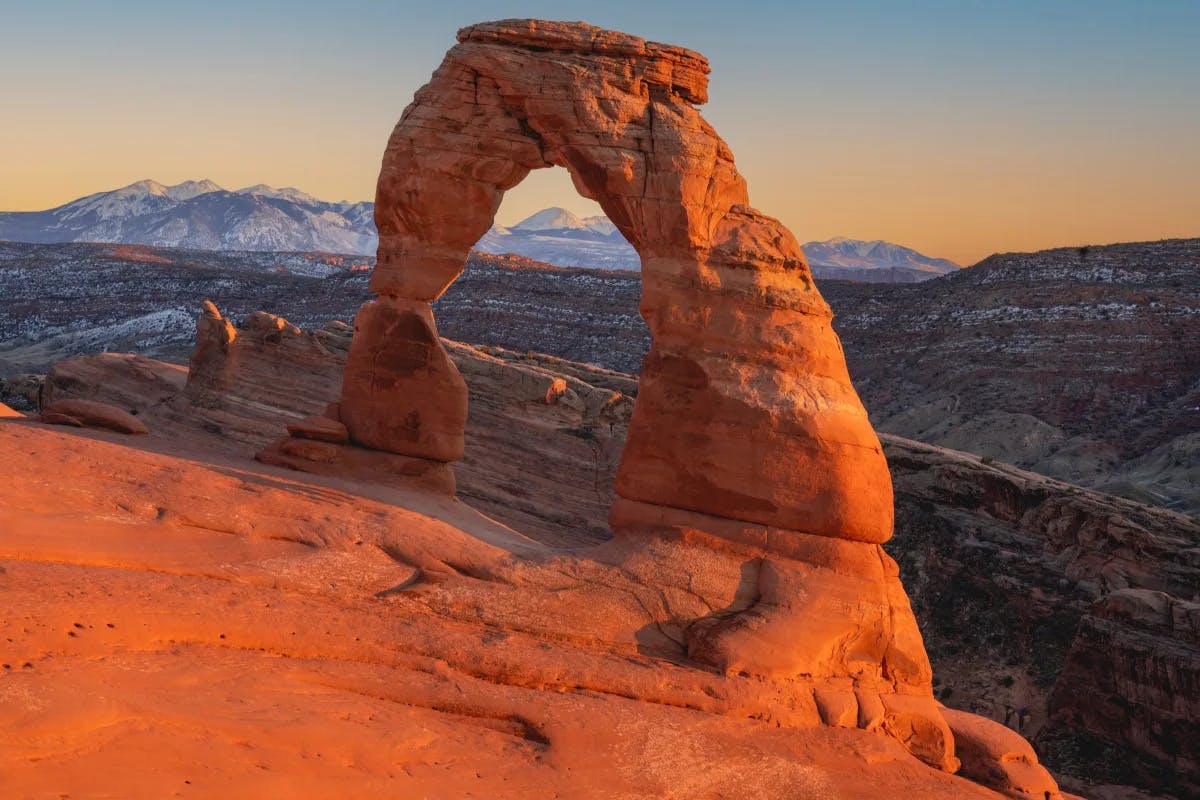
[247,22,1072,788]
[340,18,894,546]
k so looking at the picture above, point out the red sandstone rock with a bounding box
[342,18,891,544]
[36,316,1080,791]
[545,377,569,404]
[39,411,83,427]
[286,415,350,443]
[340,297,468,461]
[256,436,456,495]
[41,399,149,435]
[186,300,237,406]
[0,401,23,418]
[943,707,1064,799]
[324,16,936,767]
[42,354,187,413]
[2,414,1009,798]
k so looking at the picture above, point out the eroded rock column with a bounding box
[340,298,467,462]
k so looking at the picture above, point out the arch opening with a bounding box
[472,166,640,273]
[433,165,648,544]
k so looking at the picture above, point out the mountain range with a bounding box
[0,179,376,255]
[802,237,961,282]
[0,179,959,280]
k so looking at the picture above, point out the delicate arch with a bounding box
[339,19,894,544]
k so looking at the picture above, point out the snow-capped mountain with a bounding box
[510,206,617,236]
[475,207,639,269]
[802,237,960,282]
[1,183,958,281]
[0,179,377,255]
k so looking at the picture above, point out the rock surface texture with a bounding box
[40,398,149,434]
[0,416,1013,800]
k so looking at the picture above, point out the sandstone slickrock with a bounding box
[42,353,187,413]
[180,307,1195,797]
[40,398,149,435]
[944,707,1068,800]
[0,401,23,418]
[1,420,1012,799]
[23,311,1197,799]
[256,436,457,495]
[39,411,82,427]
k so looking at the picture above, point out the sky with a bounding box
[1,0,1197,265]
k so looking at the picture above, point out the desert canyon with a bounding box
[2,18,1197,800]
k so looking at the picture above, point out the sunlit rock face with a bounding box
[272,19,1064,790]
[346,18,892,544]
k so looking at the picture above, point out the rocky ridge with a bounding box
[828,238,1200,515]
[0,180,376,254]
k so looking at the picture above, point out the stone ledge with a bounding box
[257,436,456,495]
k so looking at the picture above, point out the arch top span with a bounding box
[456,19,712,105]
[370,18,744,304]
[343,18,895,546]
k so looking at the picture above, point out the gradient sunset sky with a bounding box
[2,0,1197,265]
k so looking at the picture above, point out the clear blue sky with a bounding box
[2,0,1197,263]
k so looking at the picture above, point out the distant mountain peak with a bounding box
[117,179,224,202]
[1,178,376,254]
[235,184,323,206]
[512,207,586,232]
[801,237,960,281]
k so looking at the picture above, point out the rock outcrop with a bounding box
[40,398,149,434]
[1041,590,1200,795]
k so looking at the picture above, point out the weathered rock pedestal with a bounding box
[276,18,1063,797]
[257,403,456,496]
[339,297,467,462]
